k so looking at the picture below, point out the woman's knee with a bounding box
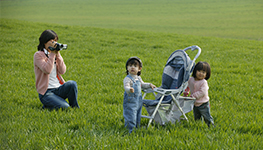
[67,80,77,88]
[59,102,70,108]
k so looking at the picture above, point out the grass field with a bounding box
[1,0,263,40]
[1,0,263,149]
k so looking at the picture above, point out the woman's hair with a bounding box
[37,30,58,51]
[126,57,142,76]
[192,61,211,80]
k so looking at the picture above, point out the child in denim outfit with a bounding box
[184,61,214,127]
[123,57,156,133]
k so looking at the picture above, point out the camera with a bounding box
[49,43,67,51]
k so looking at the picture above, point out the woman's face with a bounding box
[44,38,57,52]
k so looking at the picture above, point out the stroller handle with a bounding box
[183,45,201,61]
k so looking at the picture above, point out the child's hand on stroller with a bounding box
[130,88,134,93]
[183,87,190,97]
[183,93,188,97]
[150,84,156,90]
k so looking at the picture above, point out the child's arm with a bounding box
[139,76,156,89]
[192,81,208,99]
[123,77,134,93]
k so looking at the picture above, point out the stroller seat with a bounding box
[141,45,201,127]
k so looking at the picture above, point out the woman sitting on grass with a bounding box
[34,30,79,110]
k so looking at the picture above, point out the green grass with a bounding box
[1,0,263,149]
[1,18,263,149]
[1,0,263,40]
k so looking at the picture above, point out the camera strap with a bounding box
[44,48,49,58]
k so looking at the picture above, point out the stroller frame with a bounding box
[141,45,201,128]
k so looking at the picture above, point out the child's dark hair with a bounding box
[192,61,211,80]
[126,57,142,76]
[37,30,58,51]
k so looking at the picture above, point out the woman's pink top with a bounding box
[34,51,66,95]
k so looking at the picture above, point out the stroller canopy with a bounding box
[162,50,193,90]
[143,50,194,106]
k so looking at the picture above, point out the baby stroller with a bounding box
[142,45,201,127]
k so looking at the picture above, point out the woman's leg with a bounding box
[55,80,79,108]
[39,89,70,109]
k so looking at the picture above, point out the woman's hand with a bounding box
[45,40,58,54]
[50,49,58,55]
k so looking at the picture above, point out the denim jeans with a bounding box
[193,102,214,127]
[39,80,79,109]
